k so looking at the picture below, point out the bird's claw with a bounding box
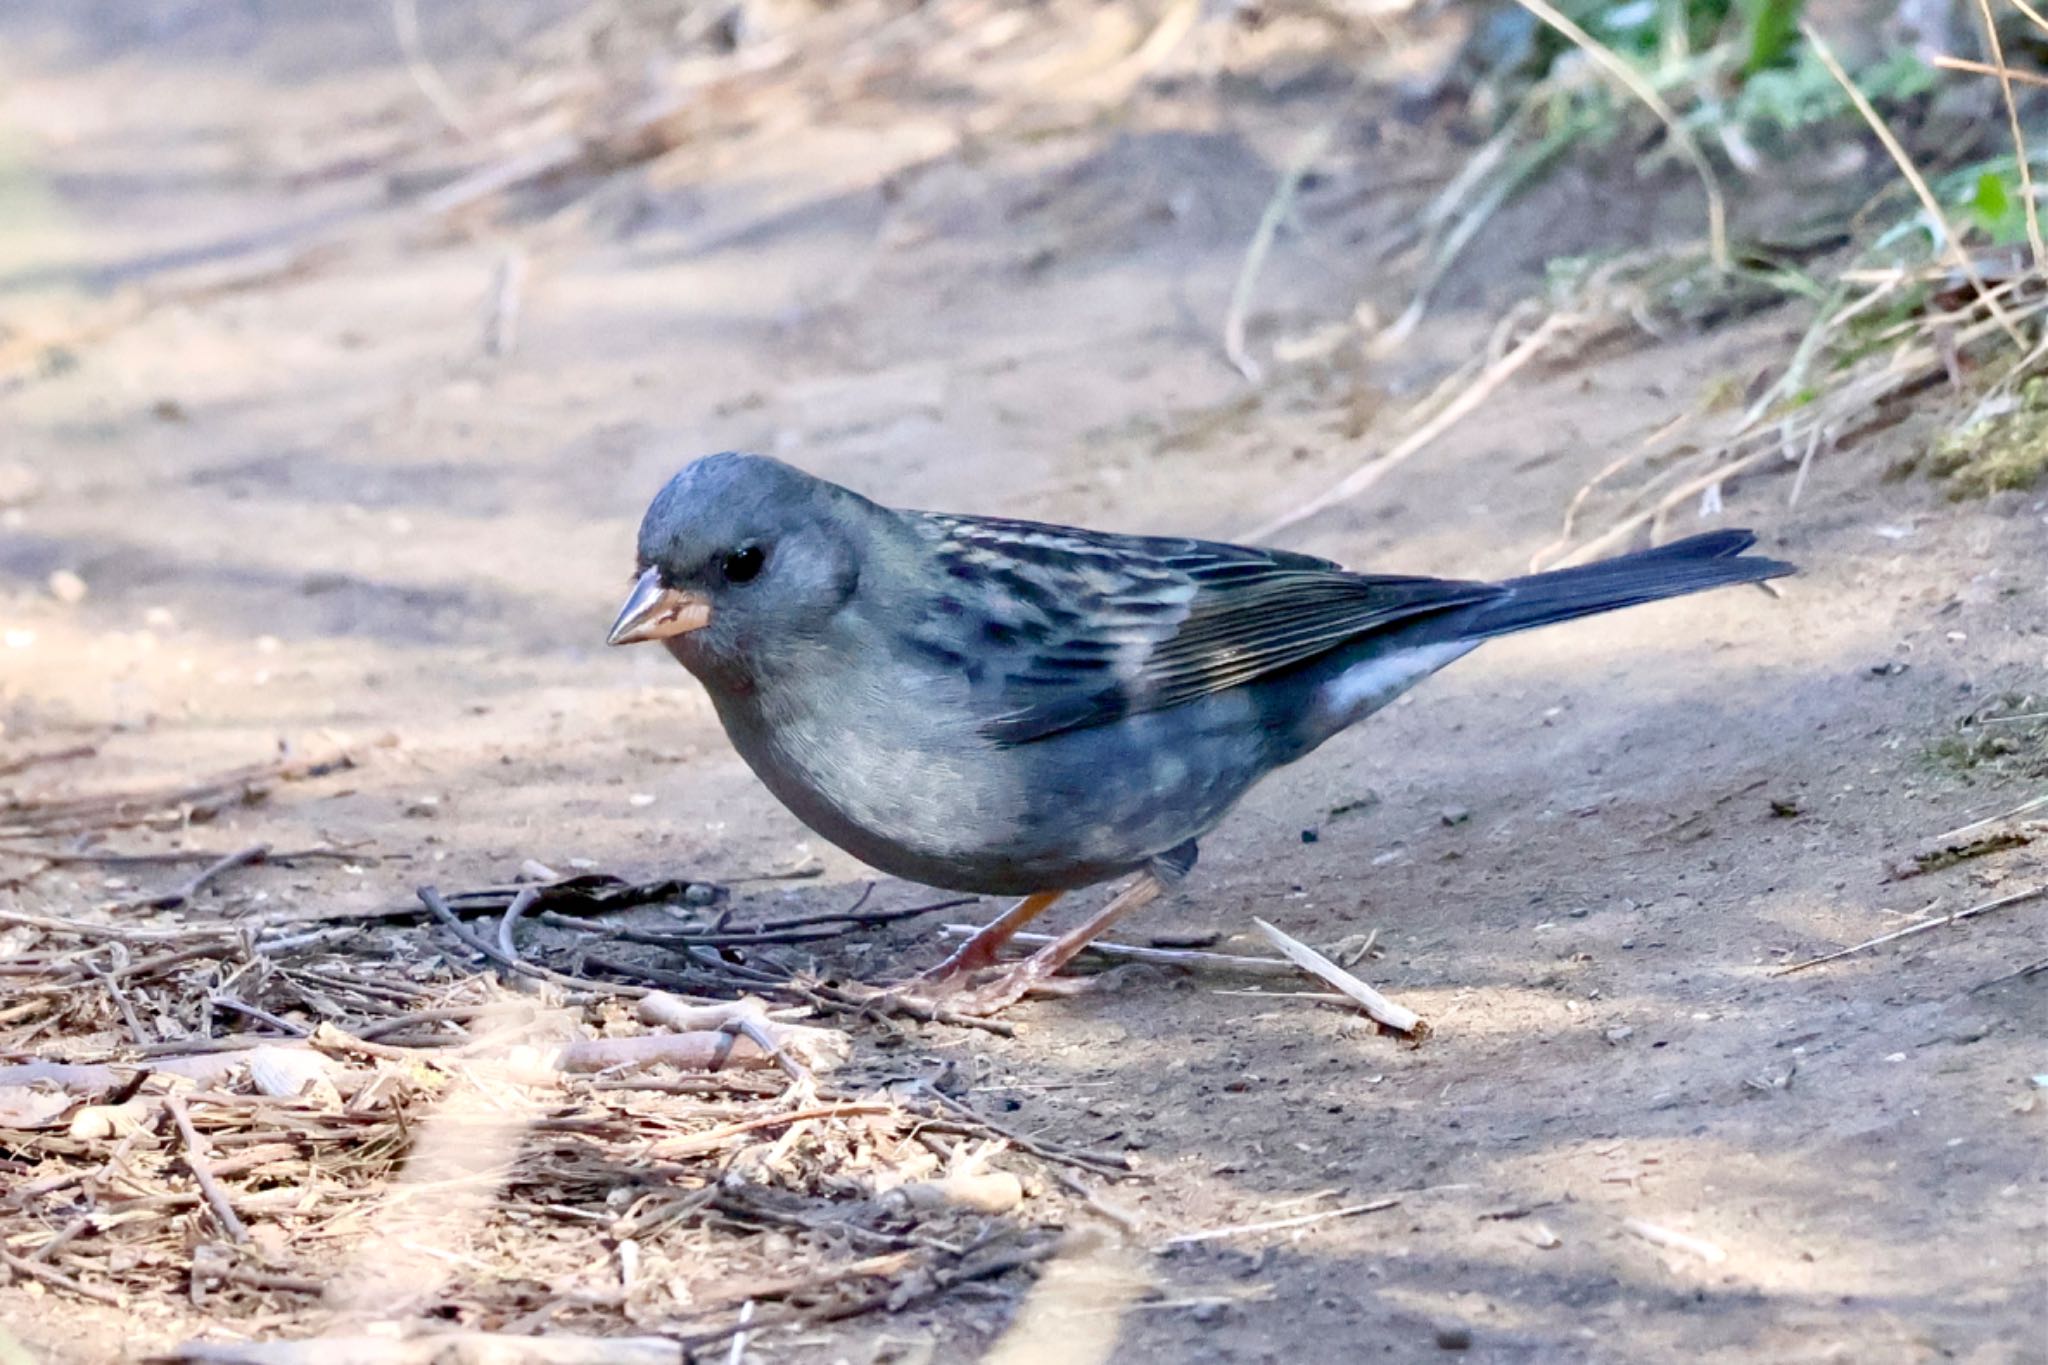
[864,960,1107,1018]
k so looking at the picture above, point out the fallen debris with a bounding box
[1773,884,2047,976]
[1251,917,1428,1038]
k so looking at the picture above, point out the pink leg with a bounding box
[916,890,1064,983]
[948,873,1166,1015]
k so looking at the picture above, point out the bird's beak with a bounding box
[607,568,712,646]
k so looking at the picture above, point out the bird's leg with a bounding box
[947,872,1166,1015]
[914,890,1064,984]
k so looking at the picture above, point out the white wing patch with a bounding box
[1317,642,1477,729]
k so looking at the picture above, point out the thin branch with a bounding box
[1251,918,1426,1037]
[1800,21,2024,348]
[128,843,269,911]
[391,0,478,140]
[417,885,647,998]
[1966,0,2045,270]
[1930,54,2048,90]
[1509,0,1727,270]
[1244,313,1568,541]
[1222,91,1361,383]
[165,1093,250,1244]
[1772,884,2046,976]
[1158,1197,1400,1248]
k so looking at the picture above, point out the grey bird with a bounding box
[609,452,1792,1013]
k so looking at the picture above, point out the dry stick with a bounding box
[1931,55,2048,90]
[914,1084,1131,1177]
[390,0,477,140]
[484,246,528,357]
[1159,1197,1400,1249]
[165,1093,250,1244]
[2011,0,2048,41]
[130,843,269,911]
[675,1237,1061,1353]
[1772,884,2047,977]
[937,924,1297,977]
[1964,5,2045,271]
[1802,21,2023,348]
[1222,90,1361,383]
[1244,313,1568,541]
[89,961,152,1047]
[1624,1218,1727,1264]
[416,885,647,998]
[1930,792,2048,846]
[0,843,353,868]
[0,1249,122,1307]
[164,1333,685,1365]
[1052,1167,1143,1235]
[1509,0,1727,272]
[495,885,541,967]
[1251,918,1426,1037]
[0,743,98,777]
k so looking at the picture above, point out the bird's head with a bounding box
[608,453,870,682]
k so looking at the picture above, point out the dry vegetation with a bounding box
[1,0,2044,1361]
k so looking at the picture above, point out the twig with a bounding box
[166,1093,250,1244]
[417,885,647,998]
[208,996,311,1038]
[1158,1197,1399,1248]
[1509,0,1727,271]
[163,1333,687,1364]
[391,0,477,140]
[910,1084,1130,1177]
[1966,1,2045,271]
[128,843,269,911]
[0,743,98,777]
[1772,885,2046,976]
[0,747,355,839]
[1051,1168,1142,1235]
[0,1248,122,1306]
[1250,918,1426,1037]
[1971,957,2048,992]
[1931,793,2048,847]
[540,894,970,949]
[1244,313,1568,541]
[0,844,355,868]
[674,1236,1060,1352]
[2012,0,2048,38]
[1930,55,2048,90]
[89,960,152,1046]
[1222,92,1360,383]
[937,924,1296,976]
[1624,1217,1726,1264]
[1801,21,2023,348]
[496,886,540,968]
[484,247,528,357]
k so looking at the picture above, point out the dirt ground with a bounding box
[2,3,2044,1362]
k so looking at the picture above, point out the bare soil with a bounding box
[2,4,2044,1363]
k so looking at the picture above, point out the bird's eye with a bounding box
[721,545,766,584]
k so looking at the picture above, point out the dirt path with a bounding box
[3,5,2043,1362]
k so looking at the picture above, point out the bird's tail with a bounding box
[1456,530,1794,639]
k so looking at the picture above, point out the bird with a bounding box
[608,452,1793,1014]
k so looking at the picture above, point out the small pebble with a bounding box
[1439,806,1471,826]
[1435,1325,1472,1351]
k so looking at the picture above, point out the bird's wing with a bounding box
[901,513,1503,746]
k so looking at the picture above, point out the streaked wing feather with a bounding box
[903,513,1501,746]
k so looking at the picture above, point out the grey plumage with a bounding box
[618,452,1793,896]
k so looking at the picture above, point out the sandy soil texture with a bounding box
[2,4,2043,1362]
